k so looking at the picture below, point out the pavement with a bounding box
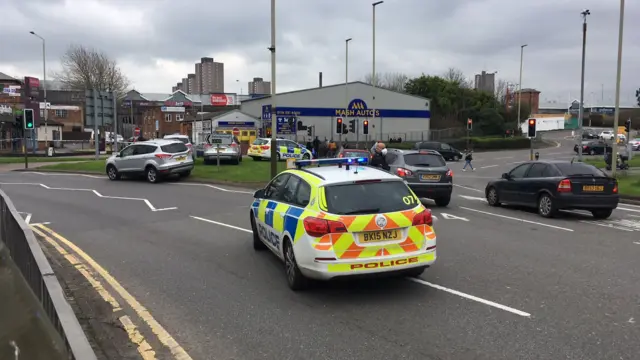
[1,133,639,359]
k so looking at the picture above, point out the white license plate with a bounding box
[175,156,186,161]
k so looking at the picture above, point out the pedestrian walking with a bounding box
[462,149,475,171]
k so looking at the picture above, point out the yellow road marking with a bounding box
[31,226,122,311]
[33,224,193,360]
[120,315,157,360]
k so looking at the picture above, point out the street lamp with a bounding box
[611,1,625,175]
[269,0,277,178]
[344,37,352,144]
[372,1,383,141]
[516,44,527,134]
[577,9,590,162]
[29,31,48,150]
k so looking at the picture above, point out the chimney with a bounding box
[319,72,323,88]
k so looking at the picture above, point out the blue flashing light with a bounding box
[295,157,369,168]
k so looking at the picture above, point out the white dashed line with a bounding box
[459,206,574,232]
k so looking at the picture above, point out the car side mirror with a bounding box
[254,189,265,198]
[115,153,121,158]
[501,173,510,179]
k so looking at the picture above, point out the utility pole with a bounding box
[372,1,383,141]
[269,0,278,178]
[517,44,527,134]
[344,38,352,146]
[577,9,590,162]
[611,1,625,176]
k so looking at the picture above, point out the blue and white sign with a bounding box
[218,121,255,127]
[276,117,297,134]
[262,105,272,120]
[155,120,159,131]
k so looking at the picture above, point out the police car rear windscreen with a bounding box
[324,181,416,215]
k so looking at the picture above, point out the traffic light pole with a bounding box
[23,126,28,169]
[530,137,534,161]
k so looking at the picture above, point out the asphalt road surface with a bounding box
[2,138,639,360]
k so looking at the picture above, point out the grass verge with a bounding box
[583,155,640,169]
[0,156,106,164]
[617,175,640,197]
[36,158,288,183]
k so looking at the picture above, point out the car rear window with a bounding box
[343,151,369,158]
[403,154,446,167]
[253,139,269,145]
[324,180,417,215]
[555,163,605,176]
[161,142,188,153]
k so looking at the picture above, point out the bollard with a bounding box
[534,152,539,161]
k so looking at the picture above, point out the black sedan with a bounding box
[574,140,612,155]
[485,160,619,219]
[582,130,599,140]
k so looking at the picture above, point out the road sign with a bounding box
[134,128,140,137]
[232,127,240,136]
[276,117,296,134]
[206,133,233,145]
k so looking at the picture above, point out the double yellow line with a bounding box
[31,224,192,360]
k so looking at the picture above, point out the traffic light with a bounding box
[336,118,343,134]
[527,118,537,138]
[348,119,356,133]
[307,126,312,136]
[624,118,631,133]
[24,109,34,130]
[363,120,369,135]
[466,118,472,131]
[342,123,348,134]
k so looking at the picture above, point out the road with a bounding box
[1,135,639,360]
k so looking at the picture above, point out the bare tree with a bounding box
[495,79,508,103]
[54,45,129,95]
[362,72,408,92]
[442,67,471,88]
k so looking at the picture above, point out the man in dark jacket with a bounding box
[370,142,390,171]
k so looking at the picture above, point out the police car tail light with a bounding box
[303,217,347,237]
[396,168,413,177]
[412,210,433,226]
[557,179,572,193]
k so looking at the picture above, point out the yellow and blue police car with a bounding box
[250,157,437,290]
[247,137,312,161]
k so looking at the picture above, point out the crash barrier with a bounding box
[0,190,97,360]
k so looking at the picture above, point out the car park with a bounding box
[485,160,619,219]
[412,141,462,161]
[105,139,194,183]
[203,134,242,165]
[574,140,612,155]
[247,138,312,161]
[250,157,437,290]
[164,134,195,160]
[385,149,453,206]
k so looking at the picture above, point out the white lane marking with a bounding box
[0,183,176,212]
[453,184,484,193]
[507,161,526,165]
[21,171,104,179]
[458,195,487,202]
[620,203,640,209]
[190,216,252,233]
[579,220,634,231]
[169,182,254,194]
[544,152,566,155]
[633,242,640,245]
[191,214,530,317]
[618,207,640,214]
[440,213,469,221]
[627,214,640,218]
[459,206,574,232]
[479,165,499,169]
[494,156,514,160]
[29,222,51,226]
[408,278,531,317]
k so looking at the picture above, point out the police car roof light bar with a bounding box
[295,157,368,169]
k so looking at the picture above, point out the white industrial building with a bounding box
[240,81,431,142]
[520,116,566,134]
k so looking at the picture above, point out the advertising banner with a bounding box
[210,94,236,106]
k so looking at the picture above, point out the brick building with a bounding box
[513,88,541,114]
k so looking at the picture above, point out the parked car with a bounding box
[203,134,242,165]
[106,139,194,183]
[574,140,612,155]
[385,149,453,206]
[629,138,640,151]
[336,148,371,159]
[412,141,463,161]
[485,160,618,219]
[163,134,194,160]
[582,130,599,140]
[599,130,615,140]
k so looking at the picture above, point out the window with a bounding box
[253,139,269,145]
[525,163,548,178]
[403,153,446,167]
[542,166,561,177]
[440,143,451,150]
[343,151,369,159]
[139,145,157,155]
[161,143,188,153]
[508,164,531,178]
[55,110,67,118]
[555,163,605,176]
[242,131,248,136]
[164,114,172,122]
[264,174,290,200]
[384,152,399,164]
[120,145,135,157]
[281,176,301,204]
[295,181,311,207]
[324,180,416,215]
[176,114,184,121]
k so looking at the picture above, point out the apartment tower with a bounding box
[194,57,224,94]
[248,77,272,95]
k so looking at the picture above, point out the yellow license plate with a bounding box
[361,229,401,243]
[583,185,604,192]
[175,156,186,161]
[421,174,441,181]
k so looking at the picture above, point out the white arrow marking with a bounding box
[440,213,469,221]
[18,212,32,224]
[458,194,487,202]
[0,183,176,212]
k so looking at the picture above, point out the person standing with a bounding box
[370,142,390,171]
[462,149,474,171]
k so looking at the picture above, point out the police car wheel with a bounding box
[302,153,310,160]
[250,215,266,250]
[284,238,308,290]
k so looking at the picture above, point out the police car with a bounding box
[248,138,312,161]
[250,157,437,290]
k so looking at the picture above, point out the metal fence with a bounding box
[0,190,97,360]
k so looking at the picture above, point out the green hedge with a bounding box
[351,137,532,151]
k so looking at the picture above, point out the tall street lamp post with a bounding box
[577,9,590,162]
[30,31,48,149]
[516,44,527,134]
[344,37,352,145]
[611,1,625,176]
[372,1,383,142]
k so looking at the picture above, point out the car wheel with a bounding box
[434,196,451,207]
[486,187,501,206]
[251,215,266,250]
[239,155,243,162]
[277,153,281,161]
[302,153,310,160]
[591,209,613,219]
[589,149,595,156]
[404,266,426,278]
[145,166,160,184]
[537,193,556,218]
[284,238,308,291]
[106,165,120,180]
[252,157,261,161]
[453,155,460,161]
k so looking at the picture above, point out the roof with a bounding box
[0,72,18,81]
[300,164,401,185]
[240,81,429,103]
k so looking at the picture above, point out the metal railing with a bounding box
[0,190,97,360]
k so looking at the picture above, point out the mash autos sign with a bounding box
[335,99,381,118]
[210,94,236,106]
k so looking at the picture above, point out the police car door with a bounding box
[257,173,291,253]
[273,175,306,259]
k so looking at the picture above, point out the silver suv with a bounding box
[106,139,194,183]
[204,134,242,165]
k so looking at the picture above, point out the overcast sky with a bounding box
[1,0,638,106]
